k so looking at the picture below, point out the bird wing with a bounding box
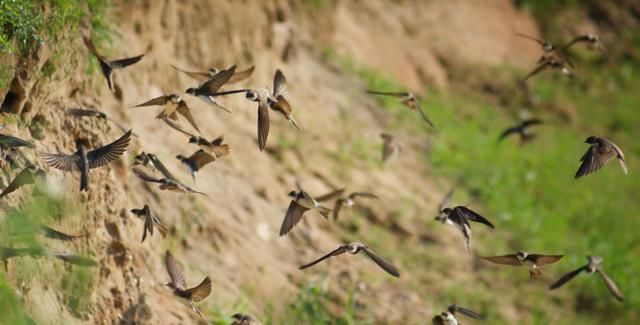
[563,35,591,49]
[40,226,85,241]
[382,138,395,162]
[184,276,213,302]
[175,101,201,133]
[450,305,484,319]
[349,192,379,200]
[228,65,255,84]
[87,130,132,169]
[315,188,346,202]
[333,199,344,220]
[66,108,104,118]
[455,206,494,228]
[549,265,587,289]
[521,118,543,128]
[41,152,80,172]
[415,101,435,127]
[199,65,237,92]
[170,65,210,80]
[110,53,145,69]
[362,247,400,277]
[0,134,34,148]
[189,150,216,169]
[515,33,545,45]
[257,101,270,151]
[498,126,519,142]
[147,154,176,180]
[438,188,454,212]
[141,207,154,243]
[165,251,187,289]
[529,254,564,266]
[597,269,624,301]
[299,245,349,270]
[480,254,522,266]
[431,315,445,325]
[366,90,406,97]
[272,69,288,98]
[132,167,163,183]
[521,62,548,82]
[133,95,172,107]
[279,200,309,236]
[210,135,224,146]
[161,117,196,138]
[0,167,37,198]
[575,145,616,178]
[82,36,105,61]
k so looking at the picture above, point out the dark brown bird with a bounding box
[380,133,400,163]
[316,188,378,220]
[367,90,434,127]
[130,204,168,243]
[575,136,627,178]
[0,134,35,149]
[133,94,200,132]
[498,118,543,144]
[550,255,623,301]
[66,108,130,133]
[40,130,132,191]
[133,151,176,181]
[132,166,208,197]
[299,241,400,277]
[231,313,260,325]
[521,57,572,83]
[40,226,86,241]
[245,88,272,151]
[161,118,231,157]
[280,189,332,236]
[0,165,45,199]
[564,34,609,59]
[432,304,484,325]
[481,251,564,278]
[438,206,494,255]
[185,65,248,113]
[172,65,255,84]
[269,69,301,130]
[165,250,212,319]
[176,150,219,181]
[82,36,145,92]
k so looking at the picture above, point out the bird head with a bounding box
[542,42,555,52]
[441,207,452,214]
[130,208,142,215]
[185,87,197,96]
[169,94,181,103]
[584,136,597,144]
[165,282,177,290]
[245,90,259,102]
[440,311,454,320]
[176,155,187,161]
[288,190,298,198]
[208,67,220,76]
[516,251,528,261]
[188,137,199,144]
[75,138,90,149]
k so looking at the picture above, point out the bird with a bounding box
[185,65,247,113]
[0,133,35,150]
[132,166,207,197]
[82,36,145,92]
[0,165,45,199]
[575,136,627,178]
[432,304,484,325]
[515,33,574,67]
[132,94,200,132]
[40,130,132,191]
[245,88,272,151]
[231,313,260,325]
[498,118,543,144]
[438,206,494,255]
[481,251,564,278]
[434,188,455,222]
[367,90,434,127]
[316,188,378,219]
[175,150,219,181]
[133,151,177,181]
[380,133,400,163]
[161,118,230,156]
[268,69,301,130]
[164,250,212,319]
[299,242,400,277]
[564,34,608,59]
[44,252,98,267]
[66,108,130,134]
[550,255,623,301]
[279,189,332,236]
[172,64,255,84]
[40,226,86,241]
[130,204,168,243]
[521,57,572,83]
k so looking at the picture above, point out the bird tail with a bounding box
[288,115,301,131]
[316,205,331,219]
[618,158,628,174]
[79,169,89,192]
[529,268,543,279]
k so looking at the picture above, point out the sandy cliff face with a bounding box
[1,0,540,323]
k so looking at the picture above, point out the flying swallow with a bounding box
[40,226,86,241]
[268,69,301,130]
[161,118,230,156]
[132,166,208,197]
[299,241,400,277]
[432,304,484,325]
[0,134,35,149]
[380,133,400,163]
[550,255,623,301]
[438,206,494,255]
[66,108,131,134]
[481,251,564,278]
[245,89,272,151]
[130,204,168,243]
[316,188,378,220]
[133,152,176,181]
[185,65,247,113]
[575,136,627,178]
[0,165,45,199]
[498,118,543,144]
[176,150,219,181]
[516,33,574,67]
[521,57,572,83]
[40,130,132,191]
[367,90,434,127]
[133,94,200,132]
[434,188,455,222]
[280,189,332,236]
[172,65,255,84]
[231,313,260,325]
[82,36,145,92]
[564,34,609,59]
[165,250,212,319]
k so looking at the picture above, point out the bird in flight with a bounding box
[279,188,332,236]
[367,90,434,127]
[438,205,494,255]
[164,250,212,318]
[481,251,563,278]
[432,304,484,325]
[299,241,400,277]
[564,34,609,59]
[130,204,168,243]
[132,94,201,133]
[66,108,131,134]
[185,65,247,113]
[132,167,208,197]
[316,188,378,220]
[575,136,627,178]
[161,118,230,156]
[550,255,623,301]
[83,36,146,92]
[498,118,543,144]
[172,65,254,84]
[380,133,400,163]
[40,130,132,191]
